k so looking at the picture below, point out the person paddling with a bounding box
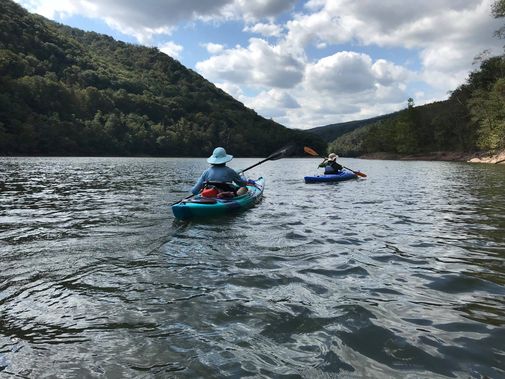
[318,153,343,174]
[191,147,249,197]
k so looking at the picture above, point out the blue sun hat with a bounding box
[207,147,233,164]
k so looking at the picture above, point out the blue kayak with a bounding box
[172,177,265,220]
[304,169,357,183]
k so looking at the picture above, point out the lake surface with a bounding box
[0,157,504,378]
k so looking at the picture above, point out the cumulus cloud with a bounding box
[300,0,489,48]
[225,0,297,21]
[159,41,183,59]
[202,42,226,54]
[213,82,245,100]
[304,52,410,95]
[14,0,502,129]
[246,89,299,118]
[306,52,376,93]
[196,38,304,88]
[15,0,227,42]
[286,0,502,80]
[227,50,411,128]
[15,0,295,42]
[372,59,410,86]
[243,22,283,37]
[289,52,411,126]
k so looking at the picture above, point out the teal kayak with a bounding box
[172,177,265,219]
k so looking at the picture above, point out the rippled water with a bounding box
[0,157,504,378]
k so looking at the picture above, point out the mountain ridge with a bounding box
[0,0,324,156]
[306,112,400,143]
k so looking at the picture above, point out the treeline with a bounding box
[329,55,505,157]
[308,112,400,144]
[0,0,324,156]
[329,0,505,157]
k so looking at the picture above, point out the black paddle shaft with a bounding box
[240,154,279,173]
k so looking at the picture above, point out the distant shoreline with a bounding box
[359,150,505,164]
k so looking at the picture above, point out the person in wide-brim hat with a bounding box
[191,147,249,196]
[207,146,233,164]
[319,152,343,174]
[327,153,338,161]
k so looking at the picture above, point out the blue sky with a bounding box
[14,0,503,129]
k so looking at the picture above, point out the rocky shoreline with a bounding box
[359,150,505,164]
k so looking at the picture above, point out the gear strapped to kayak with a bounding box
[170,144,294,214]
[172,177,265,219]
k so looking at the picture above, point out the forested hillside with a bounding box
[307,112,399,143]
[326,0,505,158]
[328,55,505,157]
[0,0,324,156]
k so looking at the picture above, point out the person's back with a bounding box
[191,147,247,195]
[324,161,342,174]
[318,153,342,174]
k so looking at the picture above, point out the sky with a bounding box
[13,0,504,130]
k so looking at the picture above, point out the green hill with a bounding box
[315,0,505,158]
[327,51,505,158]
[0,0,324,156]
[307,112,399,143]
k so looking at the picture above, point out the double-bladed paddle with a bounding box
[303,146,367,177]
[237,144,294,174]
[171,144,295,206]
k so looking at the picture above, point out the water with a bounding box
[0,157,504,378]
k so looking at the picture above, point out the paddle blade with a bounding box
[239,144,295,174]
[303,146,320,156]
[355,171,367,178]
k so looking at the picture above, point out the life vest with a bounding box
[324,161,342,174]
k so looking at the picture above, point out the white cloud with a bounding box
[14,0,502,129]
[226,49,412,128]
[15,0,231,42]
[245,89,299,118]
[15,0,295,42]
[223,0,297,21]
[244,22,283,37]
[202,42,225,54]
[372,59,410,86]
[285,0,502,85]
[196,38,305,88]
[159,41,183,59]
[291,52,411,126]
[305,52,375,93]
[213,82,245,100]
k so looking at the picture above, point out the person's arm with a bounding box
[318,159,327,168]
[230,168,248,187]
[191,169,208,195]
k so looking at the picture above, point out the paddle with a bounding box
[171,145,294,206]
[303,146,367,177]
[237,144,294,174]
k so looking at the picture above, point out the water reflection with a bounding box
[0,157,504,378]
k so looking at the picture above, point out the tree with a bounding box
[0,0,324,156]
[407,97,415,109]
[469,79,505,149]
[492,0,505,38]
